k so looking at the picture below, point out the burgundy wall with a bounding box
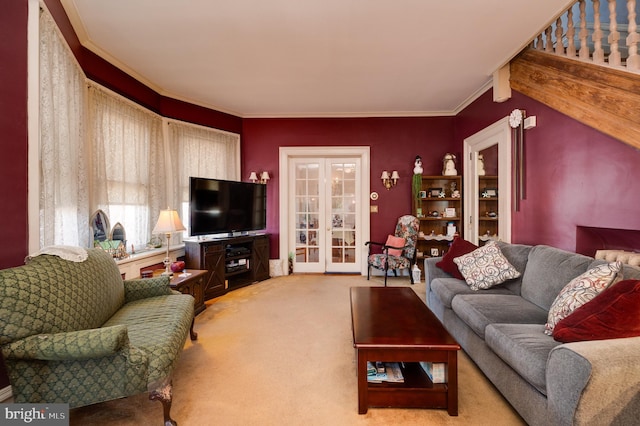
[456,90,640,252]
[0,0,28,391]
[242,117,457,257]
[0,1,29,270]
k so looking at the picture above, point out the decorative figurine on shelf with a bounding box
[442,153,457,176]
[413,155,423,175]
[478,154,486,176]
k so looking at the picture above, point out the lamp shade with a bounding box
[380,171,390,179]
[153,209,186,234]
[249,171,258,182]
[390,170,400,180]
[260,171,270,182]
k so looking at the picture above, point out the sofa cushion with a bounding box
[451,294,548,339]
[544,261,622,336]
[103,294,194,384]
[496,241,533,294]
[485,323,561,395]
[430,277,515,309]
[520,245,593,311]
[453,241,521,290]
[435,237,477,279]
[553,279,640,343]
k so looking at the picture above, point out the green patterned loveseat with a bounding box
[0,247,196,425]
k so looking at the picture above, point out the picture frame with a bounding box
[430,248,439,257]
[481,188,498,198]
[418,190,427,199]
[428,187,443,197]
[110,222,127,244]
[90,209,110,245]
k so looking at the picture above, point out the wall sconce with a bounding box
[249,171,270,184]
[381,170,399,190]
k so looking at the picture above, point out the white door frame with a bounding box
[463,117,512,245]
[279,146,370,275]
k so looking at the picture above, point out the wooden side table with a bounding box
[152,269,207,316]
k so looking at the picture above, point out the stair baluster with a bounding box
[627,0,640,69]
[593,0,606,63]
[608,0,622,65]
[579,0,590,59]
[566,7,577,57]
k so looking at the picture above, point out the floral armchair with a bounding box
[366,215,420,286]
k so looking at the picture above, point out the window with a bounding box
[167,121,241,237]
[38,7,240,249]
[39,8,88,247]
[87,85,165,248]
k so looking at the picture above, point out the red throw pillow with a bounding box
[552,279,640,343]
[385,235,406,257]
[435,237,478,280]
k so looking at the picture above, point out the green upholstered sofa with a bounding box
[0,248,196,425]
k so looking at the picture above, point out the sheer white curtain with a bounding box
[39,7,240,249]
[88,84,166,248]
[167,121,240,234]
[39,8,89,247]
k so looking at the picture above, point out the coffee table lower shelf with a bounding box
[366,362,449,410]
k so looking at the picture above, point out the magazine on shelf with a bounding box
[366,362,404,383]
[419,361,446,383]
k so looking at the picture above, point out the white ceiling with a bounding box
[60,0,573,118]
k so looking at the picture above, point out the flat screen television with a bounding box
[189,177,267,236]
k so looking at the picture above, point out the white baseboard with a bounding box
[0,385,12,402]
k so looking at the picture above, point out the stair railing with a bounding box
[531,0,640,72]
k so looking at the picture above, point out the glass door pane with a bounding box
[293,161,322,271]
[326,160,360,272]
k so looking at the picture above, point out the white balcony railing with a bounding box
[531,0,640,72]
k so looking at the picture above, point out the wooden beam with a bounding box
[510,49,640,151]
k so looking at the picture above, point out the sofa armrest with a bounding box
[1,325,129,361]
[546,337,640,426]
[123,276,173,303]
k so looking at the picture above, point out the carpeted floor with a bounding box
[70,274,526,425]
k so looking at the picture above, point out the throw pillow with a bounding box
[544,261,622,336]
[385,235,406,257]
[436,237,478,279]
[553,279,640,343]
[452,241,521,290]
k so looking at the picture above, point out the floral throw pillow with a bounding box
[544,261,622,336]
[453,241,521,290]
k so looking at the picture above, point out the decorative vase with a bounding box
[171,261,185,273]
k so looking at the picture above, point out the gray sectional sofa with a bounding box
[424,241,640,426]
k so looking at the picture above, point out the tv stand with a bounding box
[185,234,269,300]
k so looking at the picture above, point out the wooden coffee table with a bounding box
[350,286,460,415]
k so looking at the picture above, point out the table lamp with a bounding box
[152,208,186,276]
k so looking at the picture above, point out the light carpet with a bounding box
[71,274,526,425]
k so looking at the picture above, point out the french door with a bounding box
[288,157,363,273]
